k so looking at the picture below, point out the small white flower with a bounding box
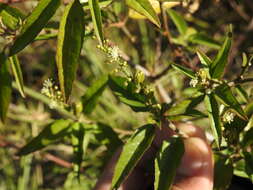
[222,111,235,124]
[110,46,120,60]
[190,78,198,87]
[43,78,53,88]
[49,100,58,109]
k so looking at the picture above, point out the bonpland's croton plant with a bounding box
[0,0,253,189]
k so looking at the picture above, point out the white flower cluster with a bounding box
[222,111,235,124]
[41,79,65,109]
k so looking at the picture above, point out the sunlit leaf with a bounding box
[56,0,85,101]
[188,33,220,49]
[9,0,60,56]
[167,9,187,35]
[0,54,12,123]
[111,124,155,189]
[171,63,195,79]
[17,119,72,156]
[88,0,104,44]
[126,0,160,27]
[9,55,25,98]
[155,137,184,190]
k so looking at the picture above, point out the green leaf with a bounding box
[9,55,25,98]
[167,9,188,35]
[56,0,85,101]
[17,119,72,156]
[83,0,112,10]
[81,75,108,114]
[210,34,232,79]
[109,75,151,112]
[84,123,122,153]
[196,50,212,66]
[167,109,207,121]
[34,33,57,41]
[204,93,222,148]
[166,95,204,116]
[215,84,247,120]
[188,33,220,49]
[171,63,195,79]
[88,0,104,44]
[126,0,160,27]
[234,159,249,179]
[111,124,155,189]
[9,0,60,56]
[243,151,253,182]
[0,54,12,123]
[0,3,25,30]
[155,137,184,190]
[71,122,85,176]
[213,154,233,190]
[235,84,249,103]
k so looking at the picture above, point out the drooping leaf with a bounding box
[56,0,85,101]
[210,33,232,79]
[213,154,233,190]
[234,159,249,179]
[71,122,85,177]
[167,9,188,35]
[9,0,60,56]
[0,3,25,30]
[188,33,220,49]
[215,84,247,120]
[196,50,212,66]
[9,55,25,98]
[111,124,155,189]
[126,0,160,27]
[235,84,249,103]
[171,63,195,79]
[0,54,12,123]
[88,0,104,44]
[109,75,151,112]
[204,93,222,148]
[243,151,253,182]
[154,137,184,190]
[81,75,108,114]
[83,123,122,153]
[17,119,72,156]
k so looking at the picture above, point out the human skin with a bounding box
[93,123,214,190]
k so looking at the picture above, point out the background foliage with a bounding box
[1,0,253,190]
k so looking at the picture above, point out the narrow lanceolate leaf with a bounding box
[167,9,188,35]
[88,0,104,44]
[9,55,25,98]
[81,75,108,114]
[210,34,232,79]
[126,0,160,27]
[83,0,112,10]
[171,63,195,79]
[56,0,85,101]
[71,122,85,176]
[213,154,233,190]
[0,3,25,30]
[196,50,213,66]
[188,33,220,49]
[0,54,12,123]
[204,93,222,148]
[17,119,72,156]
[9,0,60,56]
[155,137,184,190]
[215,84,247,120]
[111,124,155,190]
